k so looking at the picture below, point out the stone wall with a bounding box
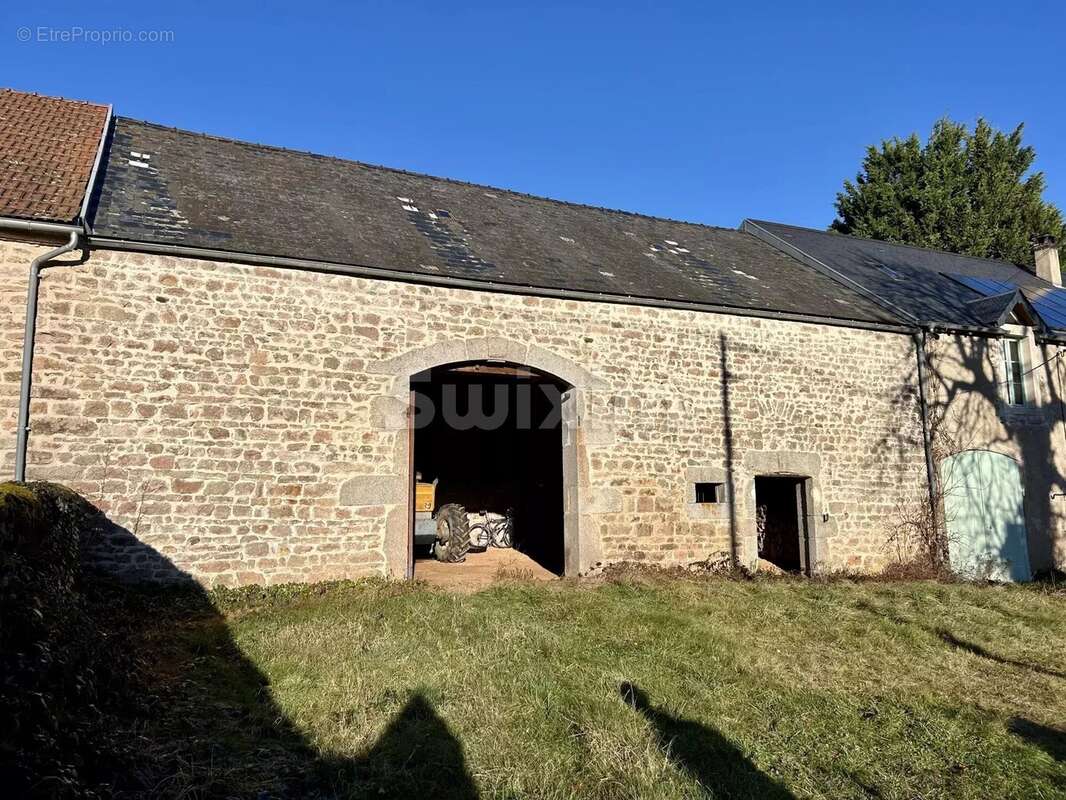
[0,239,934,585]
[0,240,35,446]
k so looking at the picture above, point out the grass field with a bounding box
[108,573,1066,799]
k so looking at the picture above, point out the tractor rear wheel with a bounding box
[433,503,469,563]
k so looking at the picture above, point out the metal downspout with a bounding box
[914,329,939,536]
[14,230,81,481]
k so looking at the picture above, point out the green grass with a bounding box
[105,574,1066,799]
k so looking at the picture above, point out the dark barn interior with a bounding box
[411,362,568,575]
[755,476,810,574]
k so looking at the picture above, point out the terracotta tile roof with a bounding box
[0,88,108,223]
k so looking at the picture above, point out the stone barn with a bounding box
[1,88,1063,584]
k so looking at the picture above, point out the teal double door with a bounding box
[942,450,1031,582]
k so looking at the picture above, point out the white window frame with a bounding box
[1001,332,1030,407]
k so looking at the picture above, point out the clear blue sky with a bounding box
[3,1,1064,229]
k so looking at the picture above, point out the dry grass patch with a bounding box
[96,574,1066,798]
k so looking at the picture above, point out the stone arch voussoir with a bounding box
[369,336,607,394]
[359,335,605,578]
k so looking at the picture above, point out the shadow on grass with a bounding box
[935,629,1066,679]
[619,682,795,799]
[851,600,1065,681]
[1009,718,1066,762]
[87,521,479,799]
[338,693,479,799]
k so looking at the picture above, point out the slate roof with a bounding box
[88,118,898,326]
[0,88,108,223]
[745,220,1057,330]
[964,291,1043,330]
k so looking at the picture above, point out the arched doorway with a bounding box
[942,449,1031,582]
[409,360,572,579]
[366,337,605,581]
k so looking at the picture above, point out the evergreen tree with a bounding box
[832,119,1065,266]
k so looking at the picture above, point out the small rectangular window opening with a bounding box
[695,482,724,504]
[1003,338,1028,406]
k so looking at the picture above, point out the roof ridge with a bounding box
[749,218,1027,270]
[963,288,1020,303]
[0,86,108,111]
[115,115,743,234]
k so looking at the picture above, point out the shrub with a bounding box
[0,482,133,798]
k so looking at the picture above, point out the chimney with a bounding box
[1032,234,1061,286]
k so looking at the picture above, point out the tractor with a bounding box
[414,475,513,563]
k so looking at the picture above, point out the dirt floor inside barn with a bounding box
[414,546,557,591]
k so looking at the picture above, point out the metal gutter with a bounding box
[88,236,916,335]
[741,219,921,325]
[0,217,81,236]
[78,103,114,233]
[923,319,1066,342]
[927,322,1026,339]
[14,230,81,481]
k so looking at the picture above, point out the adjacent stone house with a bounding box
[746,221,1066,578]
[1,88,1063,584]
